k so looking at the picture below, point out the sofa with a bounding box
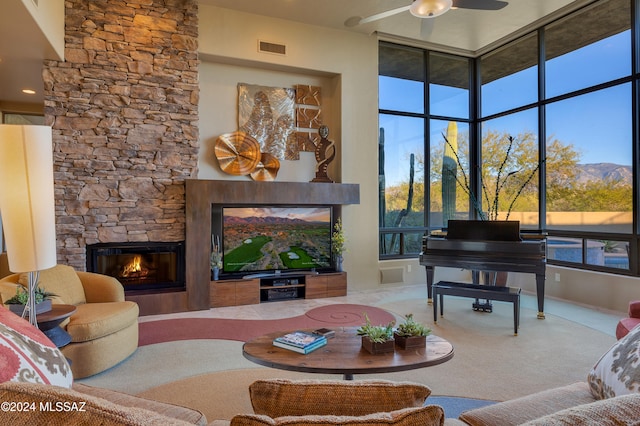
[616,300,640,339]
[0,264,139,378]
[448,320,640,425]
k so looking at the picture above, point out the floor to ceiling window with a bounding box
[379,0,638,275]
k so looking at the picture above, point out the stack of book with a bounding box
[272,330,328,354]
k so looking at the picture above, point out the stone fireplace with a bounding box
[86,242,185,292]
[43,0,200,275]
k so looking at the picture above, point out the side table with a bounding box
[37,304,76,348]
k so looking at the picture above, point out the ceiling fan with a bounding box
[345,0,508,33]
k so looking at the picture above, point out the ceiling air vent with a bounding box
[258,40,287,56]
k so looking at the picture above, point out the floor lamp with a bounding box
[0,125,57,326]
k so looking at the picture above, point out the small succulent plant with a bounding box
[356,313,395,343]
[395,313,431,337]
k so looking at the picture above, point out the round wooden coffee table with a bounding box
[243,328,454,380]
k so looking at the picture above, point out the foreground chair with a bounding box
[0,252,10,279]
[229,378,445,425]
[615,300,640,339]
[0,264,139,378]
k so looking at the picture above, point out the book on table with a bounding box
[272,331,327,353]
[273,337,327,354]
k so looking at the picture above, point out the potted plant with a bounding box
[394,313,431,350]
[211,234,222,280]
[4,286,57,315]
[356,313,395,354]
[331,218,346,272]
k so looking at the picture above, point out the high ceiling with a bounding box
[1,0,595,107]
[199,0,589,53]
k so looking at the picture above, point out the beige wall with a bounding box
[20,0,65,59]
[198,5,380,291]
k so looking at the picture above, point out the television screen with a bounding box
[222,206,332,273]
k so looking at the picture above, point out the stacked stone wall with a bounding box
[43,0,199,270]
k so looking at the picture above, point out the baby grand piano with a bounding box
[419,220,547,319]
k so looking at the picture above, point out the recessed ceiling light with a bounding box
[22,89,36,95]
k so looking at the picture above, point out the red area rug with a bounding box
[138,304,395,346]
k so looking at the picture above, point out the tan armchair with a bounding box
[0,252,10,279]
[0,264,139,379]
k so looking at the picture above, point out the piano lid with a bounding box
[445,220,521,242]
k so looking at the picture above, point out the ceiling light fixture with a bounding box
[409,0,453,18]
[22,89,36,95]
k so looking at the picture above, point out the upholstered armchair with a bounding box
[0,252,10,279]
[616,300,640,339]
[0,264,139,378]
[228,379,444,425]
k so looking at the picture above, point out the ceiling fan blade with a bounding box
[420,18,434,38]
[452,0,508,10]
[344,5,411,27]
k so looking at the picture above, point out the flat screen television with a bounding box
[220,206,333,276]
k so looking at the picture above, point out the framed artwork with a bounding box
[238,83,295,160]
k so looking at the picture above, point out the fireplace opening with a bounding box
[86,242,185,292]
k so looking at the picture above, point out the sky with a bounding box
[224,207,330,222]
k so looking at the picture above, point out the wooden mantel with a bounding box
[185,179,360,311]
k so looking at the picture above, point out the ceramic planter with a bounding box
[7,299,52,316]
[361,336,395,354]
[394,333,426,350]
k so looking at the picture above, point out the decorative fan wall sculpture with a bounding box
[345,0,508,37]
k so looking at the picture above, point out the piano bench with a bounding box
[432,281,521,335]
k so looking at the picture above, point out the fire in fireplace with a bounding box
[86,242,185,292]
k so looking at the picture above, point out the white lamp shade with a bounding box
[410,0,453,18]
[0,125,57,273]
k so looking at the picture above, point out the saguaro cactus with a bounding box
[442,121,458,226]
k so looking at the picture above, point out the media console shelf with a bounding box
[187,180,359,312]
[210,272,347,308]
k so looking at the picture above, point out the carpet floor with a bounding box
[138,303,396,345]
[78,295,617,422]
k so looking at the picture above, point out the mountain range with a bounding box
[224,216,322,225]
[577,163,632,185]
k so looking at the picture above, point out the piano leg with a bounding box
[536,273,545,319]
[425,266,434,305]
[472,271,492,312]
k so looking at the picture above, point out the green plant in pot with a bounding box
[331,218,346,272]
[394,313,431,350]
[357,313,395,354]
[4,286,57,316]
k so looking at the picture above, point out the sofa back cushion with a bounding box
[587,322,640,399]
[520,393,640,426]
[19,264,86,306]
[230,405,444,426]
[249,379,431,418]
[0,382,196,425]
[0,308,72,388]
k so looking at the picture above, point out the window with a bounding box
[379,44,425,114]
[429,119,470,229]
[545,0,631,98]
[378,0,639,275]
[481,33,538,117]
[545,85,632,234]
[379,44,427,256]
[429,53,469,119]
[481,109,539,227]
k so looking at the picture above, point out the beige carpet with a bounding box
[79,296,617,422]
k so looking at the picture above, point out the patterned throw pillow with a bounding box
[0,308,72,388]
[587,322,640,399]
